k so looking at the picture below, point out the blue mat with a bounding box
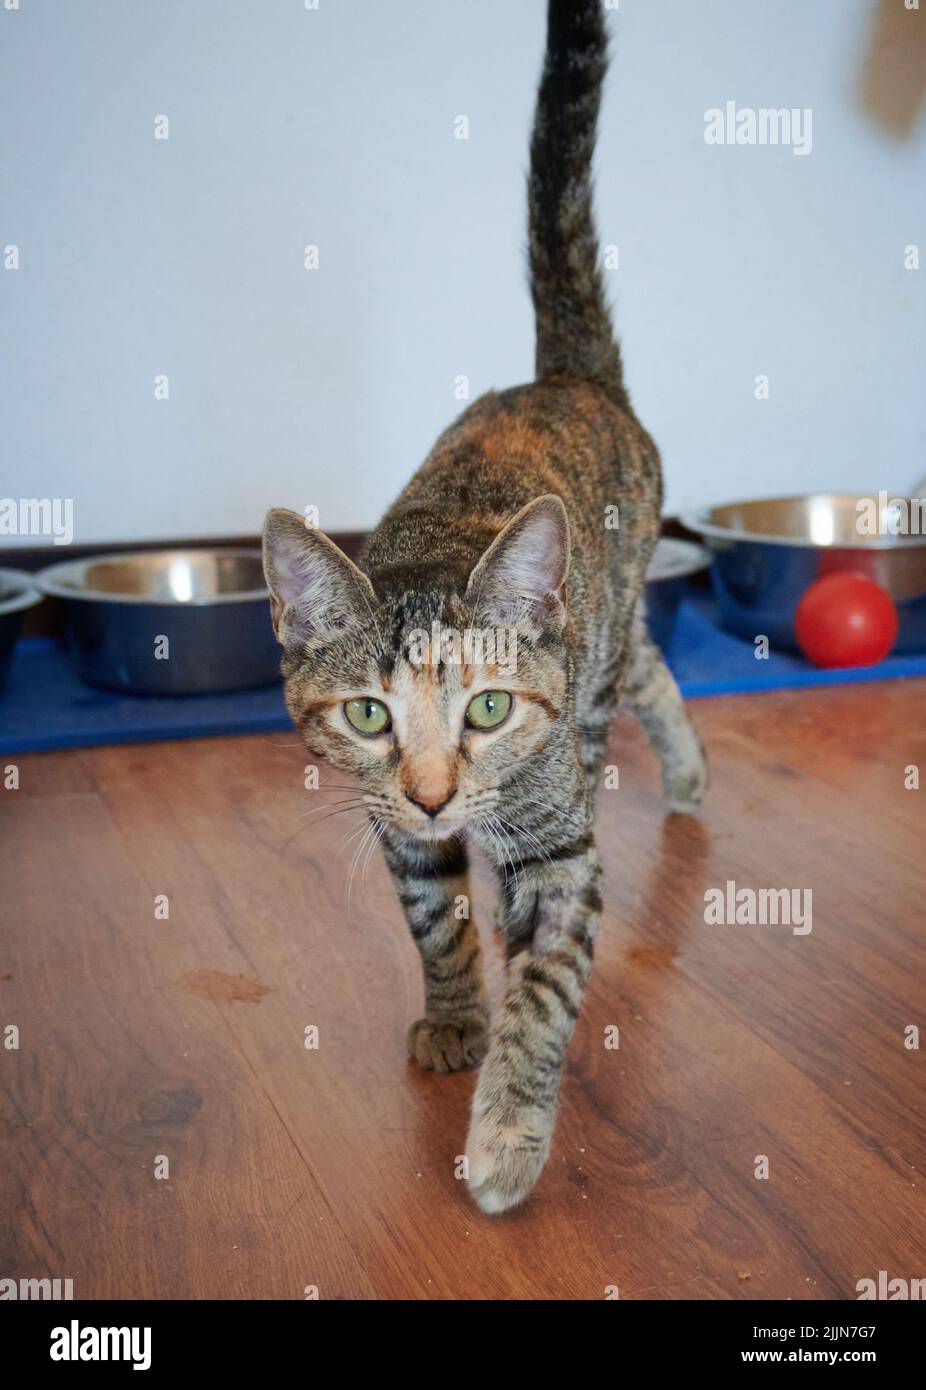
[0,638,290,754]
[2,597,924,755]
[664,595,926,697]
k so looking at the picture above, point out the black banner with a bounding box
[3,1298,921,1375]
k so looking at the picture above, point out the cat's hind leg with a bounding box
[622,607,707,813]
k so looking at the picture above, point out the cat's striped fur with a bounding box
[263,0,706,1213]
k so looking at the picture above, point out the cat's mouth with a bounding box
[390,812,466,843]
[368,793,493,842]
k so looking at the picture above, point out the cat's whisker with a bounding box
[352,815,382,909]
[479,813,522,900]
[337,815,374,858]
[475,815,500,879]
[343,822,372,903]
[494,811,545,867]
[360,815,387,909]
[494,812,552,867]
[490,814,530,886]
[504,795,578,830]
[346,816,379,920]
[508,793,568,813]
[280,802,366,853]
[298,797,367,821]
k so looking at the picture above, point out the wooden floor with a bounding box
[2,680,925,1300]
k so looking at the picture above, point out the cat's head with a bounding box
[262,496,570,842]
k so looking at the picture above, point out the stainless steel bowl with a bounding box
[683,494,926,653]
[644,538,710,650]
[0,567,44,691]
[37,548,281,694]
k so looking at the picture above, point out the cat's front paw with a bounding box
[465,1100,552,1214]
[407,1015,489,1073]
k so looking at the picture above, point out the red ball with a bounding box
[795,572,898,668]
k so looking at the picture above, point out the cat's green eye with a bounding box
[465,690,512,731]
[344,697,391,736]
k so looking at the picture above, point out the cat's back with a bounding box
[362,377,662,586]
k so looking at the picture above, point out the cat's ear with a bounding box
[262,508,376,646]
[466,494,570,629]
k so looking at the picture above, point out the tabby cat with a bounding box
[263,0,706,1213]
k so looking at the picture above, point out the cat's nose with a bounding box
[405,789,457,819]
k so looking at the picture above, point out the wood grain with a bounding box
[1,679,924,1299]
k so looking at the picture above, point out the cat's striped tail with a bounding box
[528,0,627,409]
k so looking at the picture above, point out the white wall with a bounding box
[2,0,924,549]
